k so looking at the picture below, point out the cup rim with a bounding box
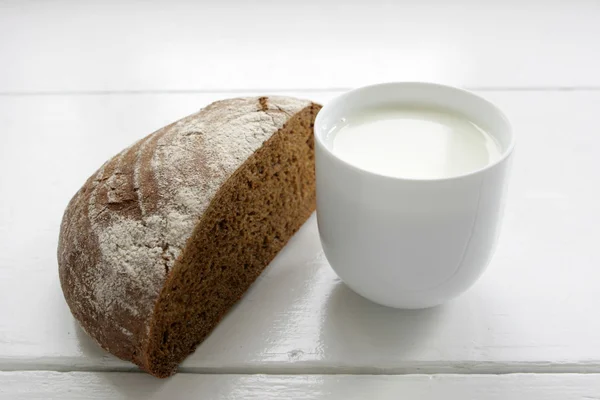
[314,81,515,182]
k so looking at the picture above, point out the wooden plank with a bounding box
[1,372,600,399]
[1,1,599,92]
[1,91,600,374]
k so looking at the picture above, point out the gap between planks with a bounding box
[2,360,600,376]
[1,86,600,97]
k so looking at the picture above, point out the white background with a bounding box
[1,0,600,398]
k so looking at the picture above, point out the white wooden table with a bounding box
[1,1,600,398]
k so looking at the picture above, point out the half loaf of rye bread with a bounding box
[58,96,321,377]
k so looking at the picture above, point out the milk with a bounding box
[328,105,502,179]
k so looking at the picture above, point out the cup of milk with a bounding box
[314,82,514,309]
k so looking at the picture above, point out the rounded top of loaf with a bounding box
[57,96,312,365]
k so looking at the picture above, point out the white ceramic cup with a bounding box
[314,82,514,309]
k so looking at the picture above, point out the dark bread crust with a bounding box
[58,123,175,366]
[57,97,320,376]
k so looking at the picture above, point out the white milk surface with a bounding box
[330,106,502,179]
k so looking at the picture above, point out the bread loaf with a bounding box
[58,96,321,377]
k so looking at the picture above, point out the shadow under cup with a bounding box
[314,82,514,309]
